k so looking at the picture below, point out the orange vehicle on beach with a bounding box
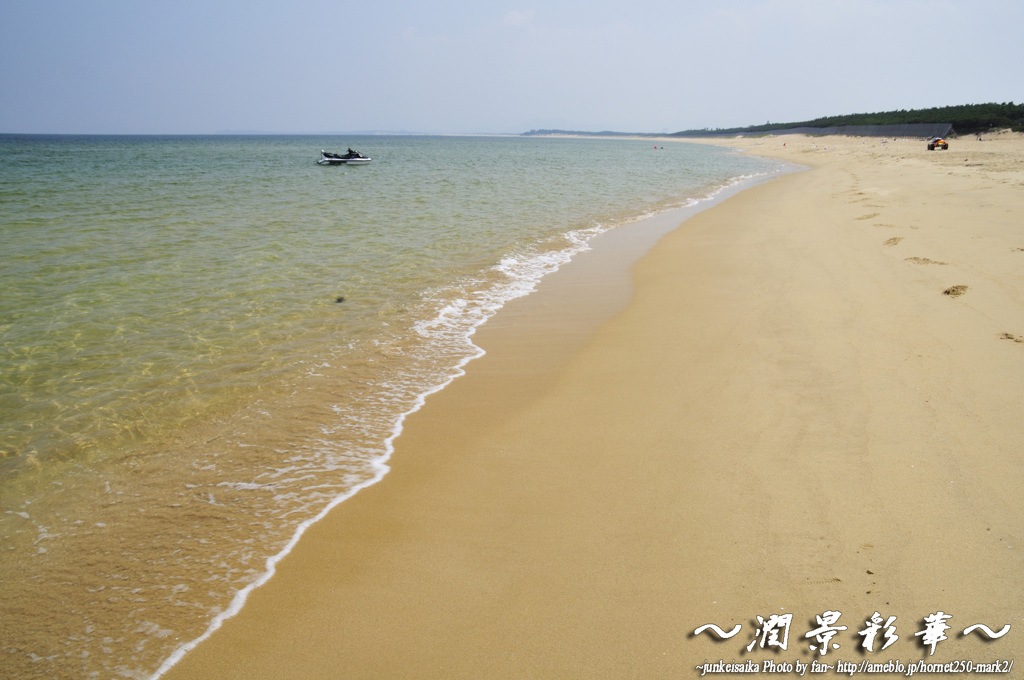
[927,137,949,150]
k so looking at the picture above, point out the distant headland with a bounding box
[523,102,1024,138]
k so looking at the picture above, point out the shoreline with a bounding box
[153,165,789,679]
[2,136,781,680]
[164,133,1024,678]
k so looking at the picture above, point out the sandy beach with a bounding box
[163,133,1024,679]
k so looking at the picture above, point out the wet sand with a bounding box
[164,133,1024,678]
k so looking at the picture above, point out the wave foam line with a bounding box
[148,167,786,679]
[149,203,584,680]
[149,334,486,679]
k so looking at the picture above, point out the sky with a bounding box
[1,0,1021,135]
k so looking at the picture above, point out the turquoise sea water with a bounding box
[0,134,781,679]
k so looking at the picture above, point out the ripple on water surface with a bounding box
[0,134,782,679]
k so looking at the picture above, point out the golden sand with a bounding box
[165,133,1024,678]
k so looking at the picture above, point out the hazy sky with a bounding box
[1,0,1021,134]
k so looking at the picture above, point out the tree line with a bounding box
[522,103,1024,138]
[670,102,1024,137]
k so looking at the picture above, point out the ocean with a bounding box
[0,134,782,679]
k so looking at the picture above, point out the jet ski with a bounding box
[318,148,372,165]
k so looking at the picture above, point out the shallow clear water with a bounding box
[0,134,781,679]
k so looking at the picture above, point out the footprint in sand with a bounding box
[904,257,948,265]
[1000,333,1024,344]
[856,212,880,221]
[883,237,903,246]
[943,285,968,297]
